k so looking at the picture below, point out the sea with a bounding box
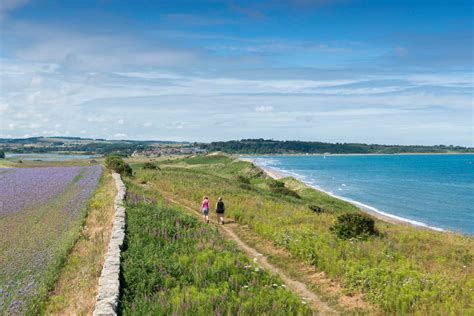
[248,154,474,235]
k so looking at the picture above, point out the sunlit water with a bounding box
[248,154,474,234]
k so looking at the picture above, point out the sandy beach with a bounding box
[240,157,438,228]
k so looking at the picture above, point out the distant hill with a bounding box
[0,136,188,155]
[201,139,474,154]
[2,137,472,155]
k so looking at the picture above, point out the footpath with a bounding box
[162,194,339,316]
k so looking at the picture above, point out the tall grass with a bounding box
[120,201,311,315]
[43,172,116,315]
[129,157,474,314]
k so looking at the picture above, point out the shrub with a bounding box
[236,175,250,184]
[104,155,132,176]
[0,150,5,159]
[236,175,253,190]
[330,213,377,239]
[308,204,324,213]
[268,180,300,198]
[143,162,160,170]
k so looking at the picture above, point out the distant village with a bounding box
[131,145,207,157]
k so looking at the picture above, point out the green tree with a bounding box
[330,213,377,239]
[105,155,132,176]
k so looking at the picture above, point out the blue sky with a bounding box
[0,0,472,145]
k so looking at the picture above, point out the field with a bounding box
[127,155,474,314]
[0,165,102,314]
[121,200,311,315]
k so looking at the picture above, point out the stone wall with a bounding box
[93,173,126,316]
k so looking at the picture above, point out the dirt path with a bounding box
[163,194,339,315]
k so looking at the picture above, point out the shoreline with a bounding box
[238,152,473,157]
[240,157,447,232]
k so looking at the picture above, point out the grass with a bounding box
[120,201,311,315]
[127,155,474,315]
[43,171,116,315]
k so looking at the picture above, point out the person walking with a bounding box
[201,196,210,223]
[215,197,225,225]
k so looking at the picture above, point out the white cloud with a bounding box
[42,129,61,135]
[393,46,408,57]
[0,102,9,113]
[115,71,182,80]
[87,117,107,123]
[167,121,186,129]
[0,22,472,146]
[255,105,273,113]
[0,0,29,20]
[27,91,41,104]
[29,76,43,87]
[25,123,41,129]
[7,23,201,72]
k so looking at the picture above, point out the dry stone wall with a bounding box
[93,173,126,316]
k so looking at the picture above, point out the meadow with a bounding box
[0,165,102,314]
[128,155,474,315]
[120,200,311,315]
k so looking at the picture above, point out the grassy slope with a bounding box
[43,171,116,315]
[120,201,311,315]
[129,155,474,315]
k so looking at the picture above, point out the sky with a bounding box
[0,0,472,145]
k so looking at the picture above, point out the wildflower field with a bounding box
[121,200,311,315]
[0,165,102,314]
[128,155,474,315]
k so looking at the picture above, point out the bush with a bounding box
[308,204,324,213]
[268,180,300,198]
[105,155,132,176]
[330,213,377,239]
[0,151,5,159]
[143,162,160,170]
[236,175,250,184]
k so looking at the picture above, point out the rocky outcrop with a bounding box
[93,173,126,316]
